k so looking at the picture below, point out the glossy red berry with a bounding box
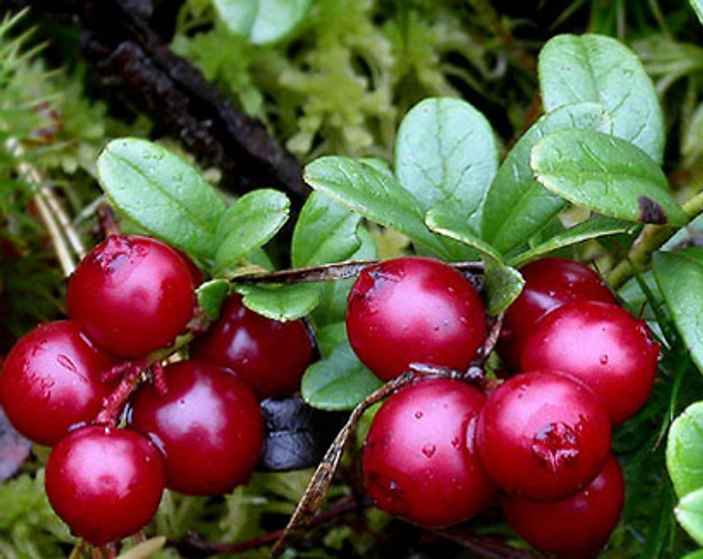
[0,320,117,446]
[67,235,195,357]
[128,359,264,495]
[363,378,496,527]
[346,257,486,381]
[476,371,611,501]
[499,258,616,370]
[503,454,624,558]
[191,294,314,399]
[45,425,165,546]
[521,301,660,424]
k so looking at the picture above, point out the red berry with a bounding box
[0,320,117,446]
[521,301,659,424]
[476,371,611,501]
[346,257,486,381]
[67,235,195,357]
[500,258,615,370]
[128,359,264,495]
[363,378,496,527]
[191,294,314,399]
[503,454,624,558]
[45,425,165,546]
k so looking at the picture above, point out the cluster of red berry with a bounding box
[348,256,659,558]
[0,234,314,546]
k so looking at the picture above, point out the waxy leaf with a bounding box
[425,207,501,261]
[291,191,361,268]
[482,102,611,254]
[214,0,313,45]
[539,33,665,163]
[692,0,703,26]
[509,216,633,268]
[531,129,687,226]
[235,282,321,321]
[214,189,290,276]
[677,487,703,546]
[302,339,382,411]
[304,156,467,260]
[395,97,498,231]
[654,249,703,375]
[97,138,226,259]
[667,401,703,499]
[196,279,230,320]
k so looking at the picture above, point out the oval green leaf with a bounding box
[481,102,611,254]
[97,138,226,259]
[302,339,382,411]
[531,129,687,226]
[509,216,633,268]
[234,282,320,321]
[693,0,703,26]
[677,487,703,546]
[195,279,230,320]
[654,249,703,375]
[395,97,498,231]
[213,0,312,45]
[214,189,290,276]
[304,156,468,261]
[539,33,664,164]
[668,401,703,499]
[291,191,361,268]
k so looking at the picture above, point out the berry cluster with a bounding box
[0,234,314,546]
[349,256,658,558]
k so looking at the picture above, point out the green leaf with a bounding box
[667,401,703,499]
[395,97,498,231]
[677,487,703,546]
[213,0,313,45]
[304,156,466,260]
[234,282,320,321]
[531,129,687,226]
[291,191,361,268]
[681,551,703,559]
[654,249,703,375]
[214,189,290,275]
[509,216,633,267]
[302,339,382,411]
[97,138,226,259]
[481,102,612,254]
[692,0,703,27]
[539,33,665,163]
[483,257,525,317]
[196,279,230,320]
[425,207,500,260]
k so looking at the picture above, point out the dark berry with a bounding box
[0,320,117,446]
[346,257,486,381]
[521,301,660,424]
[67,235,195,357]
[128,359,264,495]
[191,294,314,399]
[45,425,165,546]
[476,371,611,501]
[503,454,625,558]
[499,258,616,370]
[363,378,496,527]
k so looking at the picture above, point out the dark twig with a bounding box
[436,527,539,559]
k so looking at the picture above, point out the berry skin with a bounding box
[503,454,625,559]
[45,425,165,546]
[521,301,660,424]
[67,235,195,357]
[499,258,616,370]
[128,359,264,495]
[0,320,117,446]
[363,378,496,527]
[346,257,486,381]
[191,294,314,399]
[476,371,611,501]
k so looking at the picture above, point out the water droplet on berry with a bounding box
[414,411,423,419]
[599,354,609,365]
